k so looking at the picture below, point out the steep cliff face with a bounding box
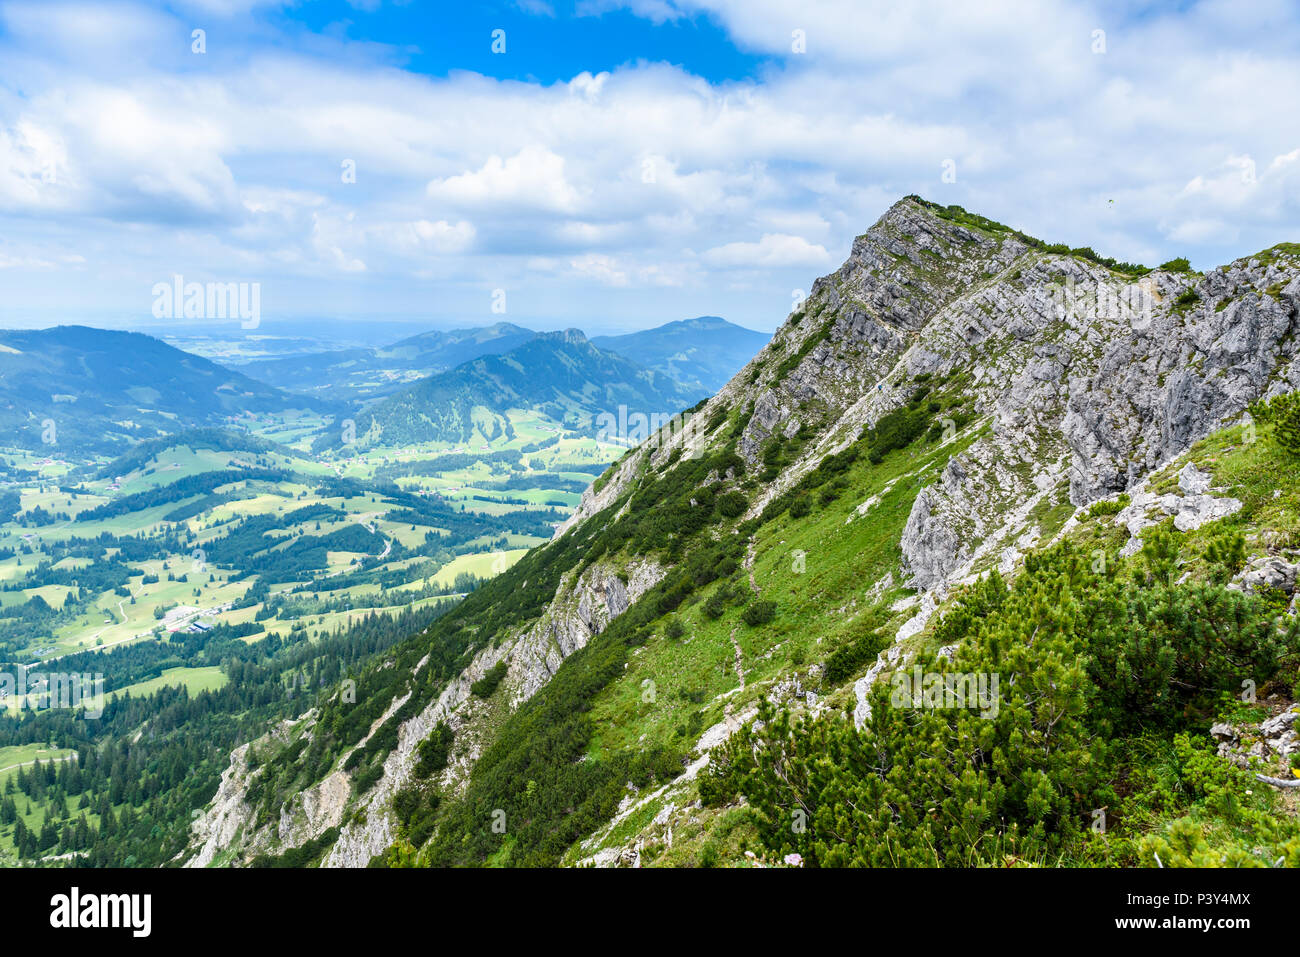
[900,252,1297,593]
[1063,261,1299,500]
[185,712,348,868]
[189,197,1300,869]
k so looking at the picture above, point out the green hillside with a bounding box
[331,329,705,450]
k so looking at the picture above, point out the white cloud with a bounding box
[0,251,56,269]
[702,233,830,267]
[565,252,695,287]
[427,146,584,215]
[1269,147,1300,172]
[569,252,628,286]
[514,0,556,15]
[410,219,476,253]
[0,120,67,208]
[1165,217,1235,246]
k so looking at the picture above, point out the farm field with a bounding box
[111,665,228,700]
[0,410,614,667]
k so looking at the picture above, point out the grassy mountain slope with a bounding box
[326,329,706,450]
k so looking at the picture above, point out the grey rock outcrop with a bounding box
[1235,556,1299,596]
[1178,462,1212,494]
[1064,269,1299,504]
[1212,707,1300,769]
[562,202,1299,602]
[899,487,963,592]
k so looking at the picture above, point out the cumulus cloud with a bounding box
[426,146,584,214]
[702,233,830,267]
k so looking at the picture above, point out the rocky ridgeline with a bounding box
[569,197,1299,599]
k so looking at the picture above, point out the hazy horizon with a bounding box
[0,310,770,347]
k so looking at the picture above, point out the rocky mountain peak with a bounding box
[569,196,1300,597]
[537,327,591,347]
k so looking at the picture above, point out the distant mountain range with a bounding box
[0,325,330,454]
[234,322,539,402]
[0,316,767,455]
[591,316,771,393]
[327,329,706,450]
[236,316,768,402]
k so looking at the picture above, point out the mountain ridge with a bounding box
[0,325,332,454]
[231,316,767,403]
[234,322,539,402]
[590,316,771,393]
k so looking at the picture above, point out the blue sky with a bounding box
[0,0,1298,337]
[275,1,770,83]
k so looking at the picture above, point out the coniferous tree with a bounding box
[12,818,27,857]
[1205,526,1246,584]
[1276,392,1300,458]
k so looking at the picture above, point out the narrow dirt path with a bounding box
[115,583,142,623]
[728,626,745,690]
[744,538,760,596]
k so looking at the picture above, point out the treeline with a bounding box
[473,474,589,495]
[92,427,302,480]
[77,468,292,521]
[372,448,525,480]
